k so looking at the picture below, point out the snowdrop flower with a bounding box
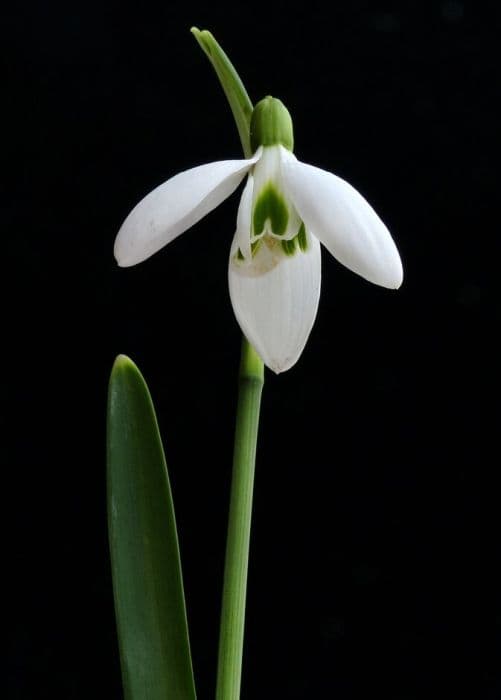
[115,97,402,372]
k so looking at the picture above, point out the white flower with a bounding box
[114,99,402,373]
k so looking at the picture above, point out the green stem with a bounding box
[191,28,264,699]
[216,339,264,700]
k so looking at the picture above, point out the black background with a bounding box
[5,1,499,698]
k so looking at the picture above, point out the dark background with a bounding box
[4,1,499,698]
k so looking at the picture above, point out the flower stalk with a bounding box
[191,28,265,699]
[216,339,264,700]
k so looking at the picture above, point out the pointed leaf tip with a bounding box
[111,354,135,373]
[107,356,197,700]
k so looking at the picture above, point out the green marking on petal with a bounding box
[253,182,289,236]
[279,224,308,257]
[281,238,297,256]
[236,248,245,260]
[297,222,308,252]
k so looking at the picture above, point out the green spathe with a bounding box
[191,27,254,158]
[250,96,294,152]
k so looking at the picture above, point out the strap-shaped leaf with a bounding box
[107,355,196,700]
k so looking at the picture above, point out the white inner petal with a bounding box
[228,230,322,373]
[250,145,302,242]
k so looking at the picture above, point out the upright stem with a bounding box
[216,339,264,700]
[191,28,264,699]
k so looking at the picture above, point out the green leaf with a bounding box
[107,355,196,700]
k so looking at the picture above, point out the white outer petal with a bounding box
[114,152,260,267]
[228,236,322,373]
[282,159,403,288]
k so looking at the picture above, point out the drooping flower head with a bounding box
[115,96,402,372]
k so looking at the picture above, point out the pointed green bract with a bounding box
[191,27,254,158]
[107,355,196,700]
